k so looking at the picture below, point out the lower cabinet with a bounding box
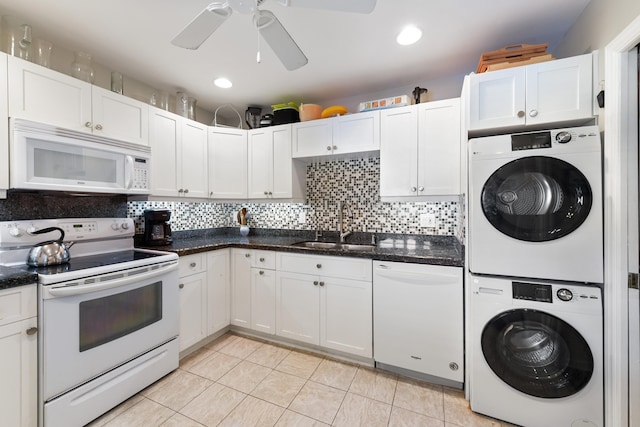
[178,253,208,351]
[0,284,38,427]
[207,250,230,335]
[250,251,277,334]
[230,249,252,328]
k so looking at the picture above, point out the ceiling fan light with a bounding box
[397,26,422,45]
[214,77,232,88]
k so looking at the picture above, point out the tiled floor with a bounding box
[87,333,516,427]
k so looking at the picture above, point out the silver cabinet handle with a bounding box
[268,191,272,195]
[319,281,325,287]
[245,253,251,258]
[326,146,332,151]
[313,281,319,286]
[316,264,322,269]
[529,109,538,117]
[183,189,189,194]
[259,257,265,262]
[190,262,196,268]
[94,124,103,130]
[264,191,268,195]
[210,191,214,197]
[178,189,184,193]
[179,283,184,289]
[411,187,417,192]
[259,270,264,275]
[418,186,424,192]
[26,327,38,335]
[517,111,525,118]
[332,145,337,150]
[84,121,92,128]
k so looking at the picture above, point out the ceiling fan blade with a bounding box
[171,3,232,49]
[255,10,308,71]
[277,0,376,14]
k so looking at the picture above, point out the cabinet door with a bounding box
[231,249,252,327]
[292,118,333,158]
[468,67,526,131]
[320,277,372,357]
[417,99,461,196]
[247,128,273,199]
[149,108,180,196]
[181,120,209,198]
[207,250,230,335]
[8,55,92,133]
[271,125,294,198]
[0,53,8,193]
[179,272,208,351]
[251,268,276,334]
[380,105,419,198]
[208,127,248,199]
[526,53,593,125]
[333,110,380,154]
[91,86,149,145]
[275,271,319,345]
[0,317,37,427]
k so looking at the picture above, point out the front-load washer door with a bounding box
[481,308,594,399]
[481,156,592,242]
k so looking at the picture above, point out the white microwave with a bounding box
[10,118,151,195]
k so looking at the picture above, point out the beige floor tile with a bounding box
[206,333,240,352]
[332,392,391,427]
[393,378,444,420]
[289,381,346,424]
[349,367,397,404]
[86,394,145,426]
[187,351,242,381]
[251,370,307,407]
[276,351,323,379]
[161,412,206,426]
[218,395,285,427]
[443,388,502,427]
[246,343,291,368]
[179,346,217,371]
[179,383,246,427]
[389,407,445,427]
[141,369,212,410]
[275,410,330,427]
[103,397,175,427]
[218,360,273,393]
[218,335,264,359]
[310,359,357,391]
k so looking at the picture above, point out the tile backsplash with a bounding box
[128,158,463,238]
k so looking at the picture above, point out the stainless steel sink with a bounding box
[291,241,376,252]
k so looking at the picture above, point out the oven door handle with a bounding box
[47,262,178,297]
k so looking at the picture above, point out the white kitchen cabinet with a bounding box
[0,284,37,427]
[468,53,593,132]
[207,249,230,335]
[373,262,463,383]
[178,254,208,351]
[292,110,380,159]
[208,127,248,199]
[149,108,208,198]
[380,99,461,199]
[248,124,305,200]
[230,249,252,327]
[276,252,372,357]
[250,251,277,334]
[8,56,148,145]
[0,52,8,197]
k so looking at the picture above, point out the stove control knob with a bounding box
[111,223,120,230]
[557,288,573,301]
[121,222,129,230]
[9,227,22,237]
[555,131,572,144]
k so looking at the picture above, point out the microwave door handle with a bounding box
[124,155,134,189]
[47,262,177,297]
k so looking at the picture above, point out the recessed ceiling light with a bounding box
[214,77,232,88]
[397,26,422,45]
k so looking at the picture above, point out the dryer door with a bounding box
[481,156,592,242]
[481,308,594,398]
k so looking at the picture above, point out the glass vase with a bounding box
[71,51,94,83]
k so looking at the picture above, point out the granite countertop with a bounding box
[137,228,464,267]
[0,266,38,290]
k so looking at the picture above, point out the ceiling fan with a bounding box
[171,0,377,71]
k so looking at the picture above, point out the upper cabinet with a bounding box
[468,53,593,132]
[248,124,305,200]
[149,108,208,198]
[380,99,461,200]
[292,110,380,159]
[7,56,148,145]
[208,127,248,199]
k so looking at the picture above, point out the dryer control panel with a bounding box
[513,282,552,302]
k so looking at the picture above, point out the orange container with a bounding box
[299,103,323,121]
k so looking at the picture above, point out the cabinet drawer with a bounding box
[179,253,207,276]
[0,284,37,327]
[277,252,372,281]
[251,250,276,270]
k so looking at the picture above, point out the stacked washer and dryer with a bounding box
[467,126,604,427]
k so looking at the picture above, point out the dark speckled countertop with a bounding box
[0,266,38,290]
[136,228,464,267]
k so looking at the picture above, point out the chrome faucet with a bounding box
[338,201,352,243]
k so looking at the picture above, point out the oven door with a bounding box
[40,261,179,401]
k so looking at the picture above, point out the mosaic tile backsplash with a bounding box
[128,158,463,238]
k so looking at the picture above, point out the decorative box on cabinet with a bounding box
[209,127,248,199]
[468,53,594,132]
[8,55,148,146]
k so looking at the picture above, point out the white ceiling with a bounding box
[0,0,590,115]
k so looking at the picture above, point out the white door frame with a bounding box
[604,14,640,427]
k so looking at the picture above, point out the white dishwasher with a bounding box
[373,261,463,386]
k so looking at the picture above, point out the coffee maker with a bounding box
[143,209,173,245]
